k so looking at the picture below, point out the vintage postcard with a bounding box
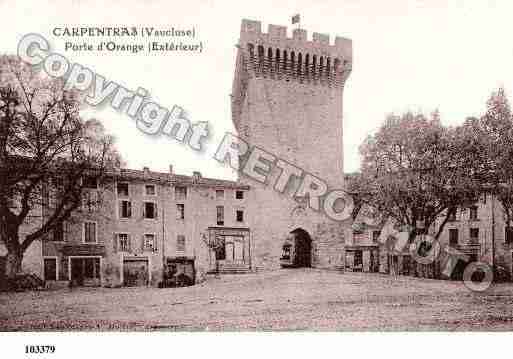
[1,0,512,357]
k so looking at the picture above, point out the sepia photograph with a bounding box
[1,0,513,357]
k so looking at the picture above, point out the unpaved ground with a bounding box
[2,269,513,331]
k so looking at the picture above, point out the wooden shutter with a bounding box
[127,201,132,217]
[154,203,158,218]
[127,234,132,252]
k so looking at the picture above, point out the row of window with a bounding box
[448,227,513,246]
[115,233,186,253]
[448,206,479,222]
[118,200,245,223]
[216,206,244,225]
[50,222,187,253]
[49,221,99,244]
[50,203,246,243]
[116,233,158,252]
[119,200,158,219]
[117,183,157,197]
[448,227,480,246]
[117,183,245,201]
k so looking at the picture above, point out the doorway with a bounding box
[123,258,149,286]
[290,228,312,267]
[70,257,101,286]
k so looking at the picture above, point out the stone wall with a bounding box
[232,19,352,270]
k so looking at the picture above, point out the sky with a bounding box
[0,0,512,180]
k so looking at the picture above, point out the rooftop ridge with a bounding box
[116,168,248,188]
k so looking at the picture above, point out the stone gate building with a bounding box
[231,19,353,270]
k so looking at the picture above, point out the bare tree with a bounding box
[0,55,121,280]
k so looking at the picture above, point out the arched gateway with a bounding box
[280,228,312,268]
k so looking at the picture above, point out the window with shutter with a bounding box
[216,206,224,225]
[236,210,244,223]
[177,235,186,253]
[119,200,132,218]
[505,227,513,244]
[117,182,129,196]
[143,234,156,252]
[118,233,130,252]
[470,228,479,242]
[84,221,97,243]
[175,186,187,200]
[145,184,156,196]
[449,229,458,246]
[469,206,478,221]
[143,202,157,219]
[176,204,185,220]
[51,221,64,241]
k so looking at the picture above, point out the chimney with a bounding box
[192,171,201,183]
[169,165,174,174]
[143,166,149,176]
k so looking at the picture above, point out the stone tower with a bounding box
[231,19,352,270]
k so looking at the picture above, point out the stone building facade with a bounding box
[22,167,250,287]
[344,206,382,273]
[378,194,513,280]
[2,19,356,284]
[230,19,353,270]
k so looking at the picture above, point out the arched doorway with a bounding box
[280,228,312,268]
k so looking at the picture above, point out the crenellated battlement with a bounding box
[239,19,352,61]
[234,19,352,89]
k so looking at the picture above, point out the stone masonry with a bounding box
[231,19,353,270]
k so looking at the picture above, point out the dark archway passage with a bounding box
[290,228,312,267]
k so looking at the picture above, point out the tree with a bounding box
[354,111,484,248]
[476,88,513,228]
[0,55,121,280]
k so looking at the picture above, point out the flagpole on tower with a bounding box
[291,14,301,30]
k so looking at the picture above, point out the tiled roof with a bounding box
[113,168,249,189]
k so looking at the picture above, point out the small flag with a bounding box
[291,14,300,24]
